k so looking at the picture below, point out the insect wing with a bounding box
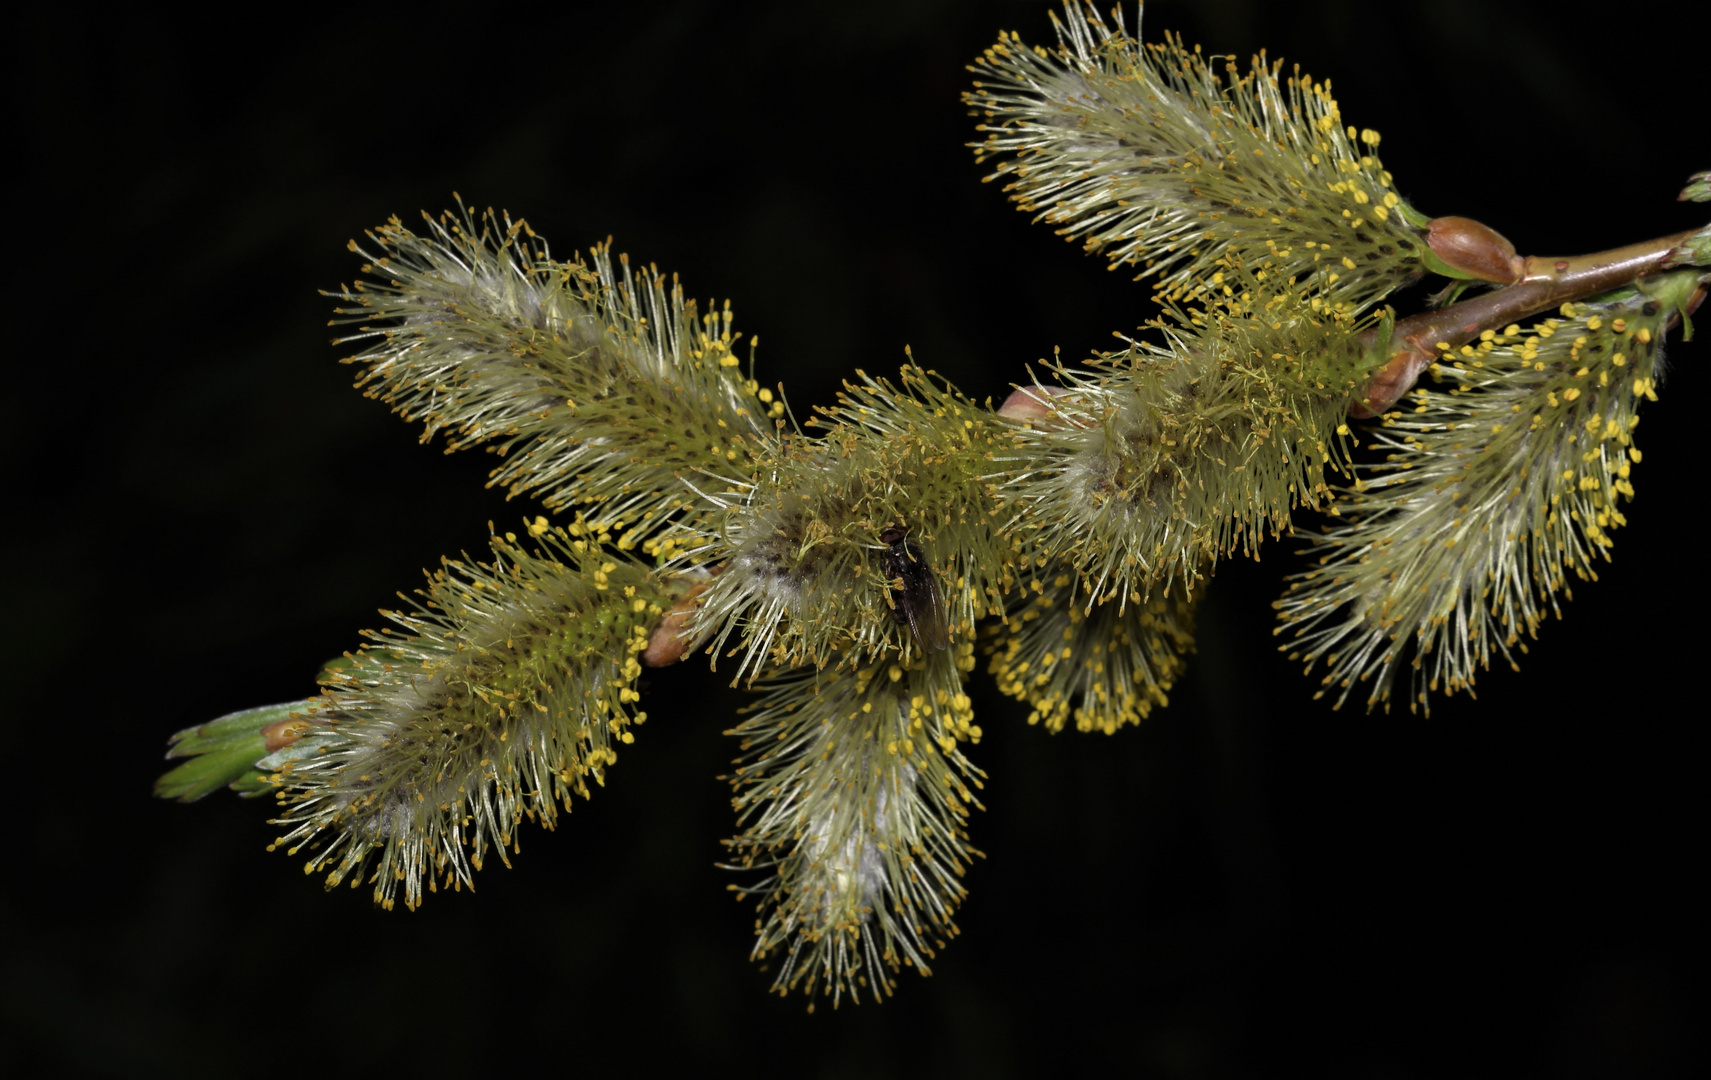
[886,538,949,654]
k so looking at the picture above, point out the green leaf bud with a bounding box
[155,700,326,802]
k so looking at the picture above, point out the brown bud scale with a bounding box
[643,582,712,667]
[261,717,313,752]
[1427,217,1523,285]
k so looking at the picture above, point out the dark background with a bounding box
[7,1,1706,1076]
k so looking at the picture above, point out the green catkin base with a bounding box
[1275,272,1701,712]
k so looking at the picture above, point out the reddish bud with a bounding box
[997,385,1066,421]
[997,385,1092,429]
[1426,217,1523,284]
[1349,344,1434,419]
[642,582,711,667]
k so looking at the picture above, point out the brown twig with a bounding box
[1350,229,1697,417]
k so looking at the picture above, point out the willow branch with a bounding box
[1350,229,1699,417]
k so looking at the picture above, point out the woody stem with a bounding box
[1349,229,1698,417]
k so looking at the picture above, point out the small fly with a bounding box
[879,525,948,654]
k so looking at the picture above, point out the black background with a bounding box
[7,1,1706,1076]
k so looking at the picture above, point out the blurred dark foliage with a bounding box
[5,1,1705,1076]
